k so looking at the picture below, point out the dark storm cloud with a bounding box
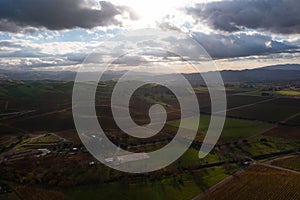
[186,0,300,34]
[0,0,136,32]
[192,32,297,59]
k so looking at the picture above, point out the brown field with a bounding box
[270,155,300,172]
[263,125,300,141]
[200,94,271,113]
[199,165,300,200]
[226,98,300,122]
[55,130,82,145]
[285,114,300,126]
[7,109,75,132]
[196,92,211,110]
[15,186,70,200]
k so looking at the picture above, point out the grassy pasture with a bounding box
[0,82,73,112]
[30,135,61,144]
[273,90,300,96]
[238,89,300,97]
[168,148,222,170]
[0,82,73,99]
[63,167,230,200]
[230,135,298,157]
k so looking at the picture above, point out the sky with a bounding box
[0,0,299,71]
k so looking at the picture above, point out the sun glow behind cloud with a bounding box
[0,0,299,71]
[111,0,194,28]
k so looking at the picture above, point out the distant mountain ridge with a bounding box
[0,64,299,82]
[261,64,300,71]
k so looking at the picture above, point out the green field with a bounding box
[237,89,300,97]
[168,115,272,141]
[0,82,73,99]
[237,90,266,96]
[0,81,73,112]
[273,90,300,96]
[230,135,298,157]
[30,135,61,144]
[63,167,230,200]
[169,148,222,169]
